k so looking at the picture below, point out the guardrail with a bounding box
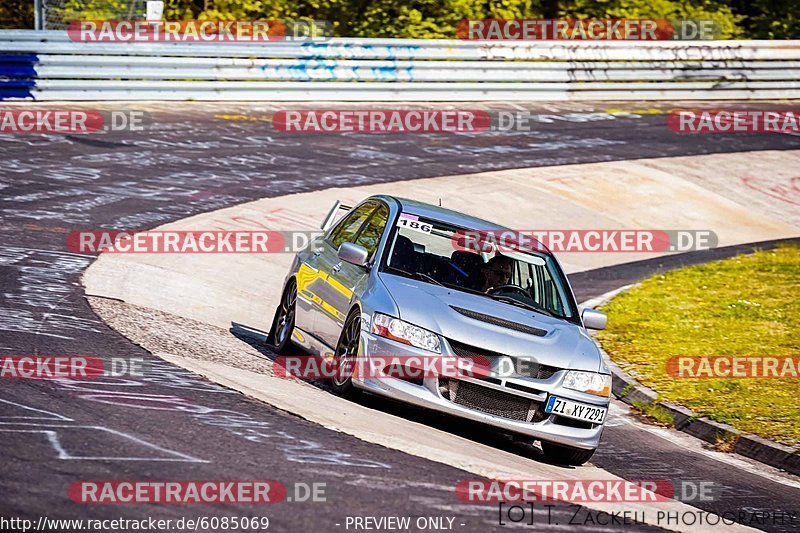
[2,30,800,101]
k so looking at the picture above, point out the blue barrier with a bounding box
[0,54,38,100]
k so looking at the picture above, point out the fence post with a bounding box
[34,0,44,30]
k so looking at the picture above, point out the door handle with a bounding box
[312,249,322,257]
[331,262,342,274]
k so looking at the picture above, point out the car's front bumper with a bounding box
[353,331,608,450]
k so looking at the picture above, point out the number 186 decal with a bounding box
[397,213,432,234]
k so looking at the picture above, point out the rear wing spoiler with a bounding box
[320,201,353,231]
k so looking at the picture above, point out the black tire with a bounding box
[272,280,297,354]
[541,441,596,466]
[331,309,361,396]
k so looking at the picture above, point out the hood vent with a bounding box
[450,306,547,337]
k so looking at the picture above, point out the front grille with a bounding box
[448,339,560,380]
[440,379,547,423]
[450,306,547,337]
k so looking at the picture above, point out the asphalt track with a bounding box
[1,101,799,532]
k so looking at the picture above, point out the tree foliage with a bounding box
[0,0,33,28]
[1,0,797,39]
[735,0,800,39]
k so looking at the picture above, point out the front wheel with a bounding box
[541,441,596,466]
[331,310,362,396]
[272,280,297,354]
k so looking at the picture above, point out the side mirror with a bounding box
[582,308,607,330]
[338,242,369,267]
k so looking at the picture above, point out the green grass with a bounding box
[631,400,675,427]
[598,244,800,447]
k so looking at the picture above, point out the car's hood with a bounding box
[379,273,601,372]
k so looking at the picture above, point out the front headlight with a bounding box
[371,313,441,353]
[563,371,612,397]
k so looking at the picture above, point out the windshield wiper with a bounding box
[486,293,557,317]
[388,267,443,286]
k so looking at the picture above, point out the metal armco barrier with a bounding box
[2,30,800,101]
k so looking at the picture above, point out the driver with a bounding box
[476,255,513,292]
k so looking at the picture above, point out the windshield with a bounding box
[381,214,579,322]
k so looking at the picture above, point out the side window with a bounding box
[512,260,523,287]
[354,204,389,259]
[526,263,542,305]
[330,203,376,249]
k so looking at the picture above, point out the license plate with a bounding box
[545,396,607,424]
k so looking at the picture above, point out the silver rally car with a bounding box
[270,195,611,465]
